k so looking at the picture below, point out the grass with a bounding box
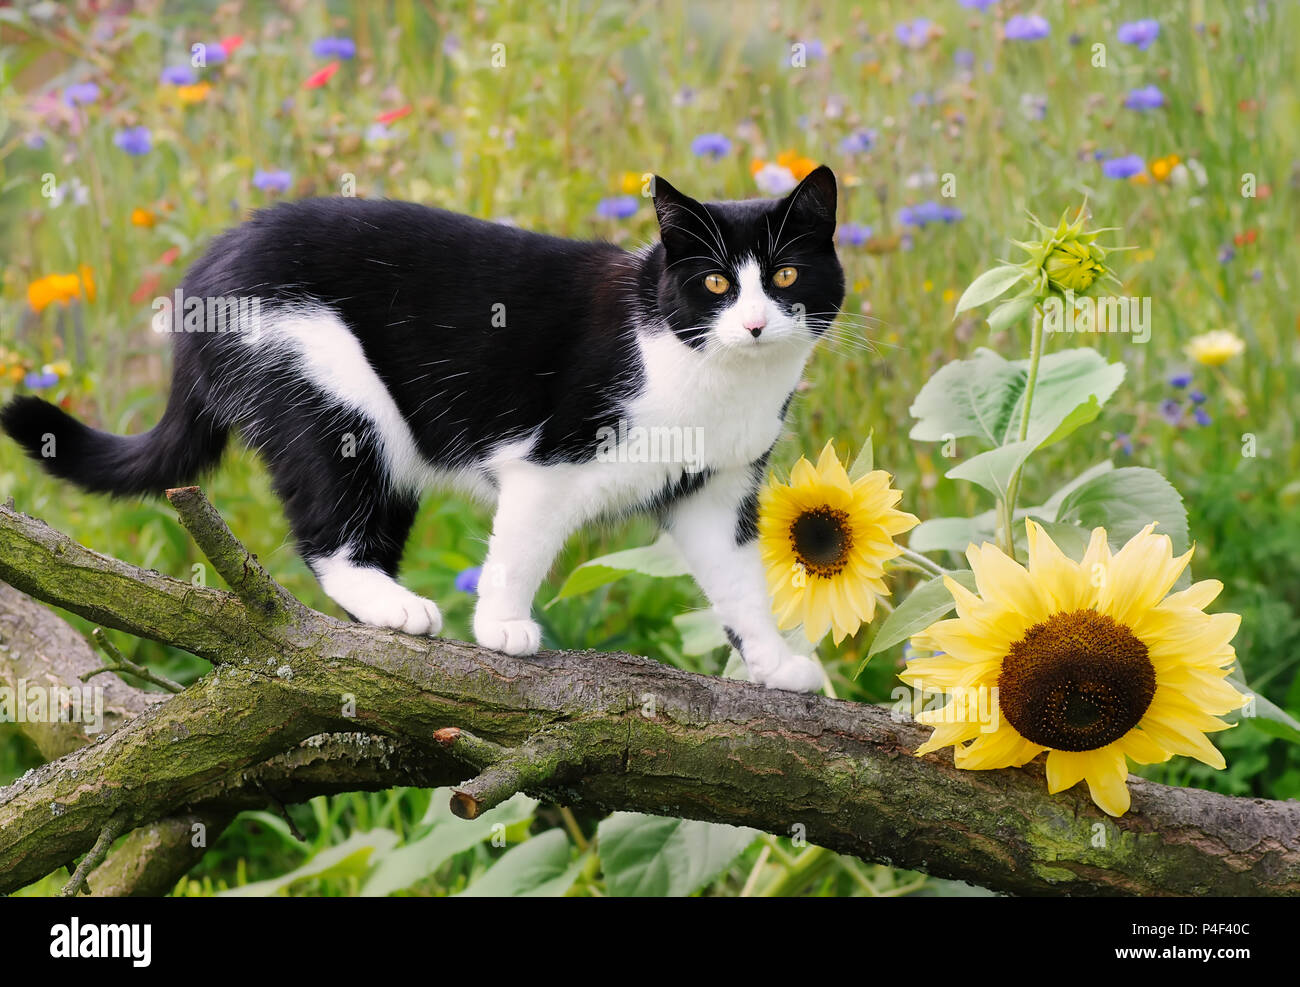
[1,0,1296,896]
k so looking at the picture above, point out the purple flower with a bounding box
[113,126,152,156]
[1004,15,1050,41]
[1159,399,1183,426]
[839,129,877,154]
[899,201,963,227]
[595,195,638,220]
[455,566,481,594]
[252,169,292,193]
[24,370,59,389]
[690,133,731,157]
[1115,432,1133,456]
[160,65,198,86]
[1118,19,1160,50]
[1102,154,1145,179]
[953,48,976,69]
[957,0,996,10]
[24,132,46,150]
[63,82,100,106]
[1168,371,1192,389]
[312,37,357,59]
[838,223,873,246]
[1193,407,1212,427]
[1218,246,1236,264]
[1189,389,1207,405]
[195,42,227,64]
[895,19,932,48]
[800,39,825,59]
[1124,85,1165,110]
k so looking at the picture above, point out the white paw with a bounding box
[351,586,443,636]
[759,655,825,693]
[474,613,542,655]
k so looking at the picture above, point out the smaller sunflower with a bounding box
[759,440,918,644]
[901,520,1246,816]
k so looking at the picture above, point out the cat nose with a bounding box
[744,317,766,338]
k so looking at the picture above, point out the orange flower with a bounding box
[1150,154,1180,182]
[131,207,157,227]
[304,61,340,89]
[26,274,83,313]
[78,265,96,303]
[776,150,818,180]
[177,82,212,104]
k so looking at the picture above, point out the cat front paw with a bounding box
[351,589,442,636]
[474,613,542,656]
[758,655,825,693]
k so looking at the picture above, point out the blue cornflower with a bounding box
[195,41,227,64]
[1168,371,1192,389]
[1218,246,1236,264]
[455,566,482,594]
[63,82,100,106]
[1189,390,1207,405]
[800,39,825,59]
[312,37,357,59]
[24,370,59,389]
[252,169,292,193]
[895,19,932,48]
[899,201,962,228]
[1124,85,1165,111]
[690,133,731,157]
[1159,399,1183,426]
[1004,15,1050,41]
[595,195,638,220]
[113,126,152,156]
[1115,432,1133,456]
[838,223,872,246]
[1102,155,1145,179]
[1118,19,1160,50]
[160,64,197,85]
[953,48,975,69]
[957,0,996,10]
[1193,407,1212,427]
[839,129,877,154]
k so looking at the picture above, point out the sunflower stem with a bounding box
[1001,306,1045,560]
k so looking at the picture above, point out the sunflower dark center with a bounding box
[997,609,1155,752]
[789,506,852,577]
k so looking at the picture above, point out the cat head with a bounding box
[649,165,844,353]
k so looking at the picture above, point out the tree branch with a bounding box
[1,495,1297,897]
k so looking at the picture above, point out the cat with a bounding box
[2,166,845,692]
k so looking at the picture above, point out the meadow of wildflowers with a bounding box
[1,0,1297,897]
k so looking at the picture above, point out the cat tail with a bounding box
[0,371,229,498]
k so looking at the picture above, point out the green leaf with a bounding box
[849,429,875,479]
[456,830,583,897]
[596,814,758,897]
[953,265,1025,315]
[985,294,1035,332]
[862,571,978,666]
[547,533,689,606]
[360,792,538,897]
[1230,676,1300,746]
[221,830,400,896]
[1054,467,1189,553]
[672,609,728,656]
[908,514,997,554]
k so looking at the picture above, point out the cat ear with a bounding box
[652,176,710,257]
[781,164,838,237]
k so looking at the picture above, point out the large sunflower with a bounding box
[759,440,919,644]
[901,520,1245,816]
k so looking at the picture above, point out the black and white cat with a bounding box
[2,166,845,692]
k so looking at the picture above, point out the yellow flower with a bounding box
[759,441,919,644]
[131,207,157,227]
[1150,154,1180,182]
[177,82,211,104]
[902,521,1245,817]
[1044,239,1103,293]
[618,171,644,195]
[776,150,818,181]
[1185,330,1244,366]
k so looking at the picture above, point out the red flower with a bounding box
[376,105,412,124]
[158,246,181,266]
[129,272,161,305]
[220,35,244,57]
[303,61,340,89]
[1232,229,1258,247]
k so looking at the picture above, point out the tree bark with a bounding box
[1,493,1297,897]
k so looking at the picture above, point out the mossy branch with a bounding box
[1,494,1298,897]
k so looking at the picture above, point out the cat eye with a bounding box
[704,273,730,294]
[773,266,798,288]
